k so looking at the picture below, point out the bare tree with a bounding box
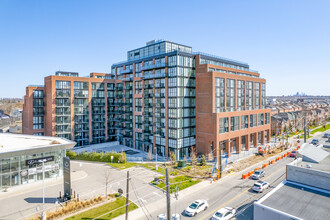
[147,148,154,161]
[104,168,111,199]
[190,147,197,167]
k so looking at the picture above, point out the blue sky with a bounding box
[0,0,329,98]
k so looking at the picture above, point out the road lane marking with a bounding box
[199,166,286,220]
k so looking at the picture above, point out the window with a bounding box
[226,79,235,112]
[215,77,225,113]
[241,115,249,129]
[33,90,44,98]
[56,81,71,89]
[265,113,270,124]
[258,113,264,126]
[250,114,257,127]
[219,117,229,133]
[231,116,239,131]
[237,80,245,111]
[246,81,253,110]
[261,83,266,109]
[254,82,260,110]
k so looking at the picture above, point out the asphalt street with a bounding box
[0,161,162,220]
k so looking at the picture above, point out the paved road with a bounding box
[0,161,162,220]
[119,154,294,220]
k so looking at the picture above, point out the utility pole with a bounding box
[304,118,307,143]
[165,168,171,220]
[41,161,46,220]
[218,142,222,179]
[125,171,129,220]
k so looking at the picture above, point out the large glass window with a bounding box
[230,116,239,131]
[215,77,225,113]
[219,117,229,133]
[237,80,245,111]
[241,115,249,129]
[226,79,235,112]
[246,81,253,110]
[254,82,260,110]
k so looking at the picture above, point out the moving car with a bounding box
[311,139,319,145]
[289,150,297,158]
[211,207,236,220]
[252,181,270,193]
[251,170,265,180]
[184,200,208,217]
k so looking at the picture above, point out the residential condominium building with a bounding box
[23,40,271,160]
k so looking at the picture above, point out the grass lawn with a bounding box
[65,197,138,220]
[311,124,330,134]
[151,175,200,192]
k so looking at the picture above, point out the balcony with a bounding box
[124,93,133,98]
[74,119,89,124]
[122,76,133,82]
[154,122,165,127]
[124,85,133,90]
[122,68,133,74]
[155,113,165,118]
[143,93,153,98]
[144,84,153,89]
[56,103,70,107]
[142,63,166,71]
[56,92,70,99]
[92,118,105,122]
[74,136,89,141]
[74,92,89,98]
[74,111,89,115]
[143,129,152,134]
[142,72,166,80]
[75,127,89,132]
[115,94,123,98]
[116,87,123,91]
[143,111,153,116]
[56,128,71,134]
[92,127,105,131]
[92,102,105,107]
[155,83,165,88]
[56,111,71,116]
[56,120,71,125]
[92,111,105,114]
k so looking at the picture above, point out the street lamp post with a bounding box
[40,159,47,220]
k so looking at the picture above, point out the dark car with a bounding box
[311,139,319,145]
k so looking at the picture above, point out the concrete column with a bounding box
[225,140,230,157]
[236,136,241,154]
[267,129,271,143]
[261,130,265,145]
[246,134,250,150]
[253,132,258,147]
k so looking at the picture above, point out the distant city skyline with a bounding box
[1,0,330,98]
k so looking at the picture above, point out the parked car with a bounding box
[251,170,265,180]
[211,207,236,220]
[289,150,297,158]
[184,200,208,217]
[311,139,319,145]
[157,213,180,220]
[323,133,330,138]
[252,181,270,193]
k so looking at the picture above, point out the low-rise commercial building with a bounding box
[0,133,75,189]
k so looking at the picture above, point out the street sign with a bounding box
[63,157,71,199]
[26,156,54,166]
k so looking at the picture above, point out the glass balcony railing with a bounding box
[141,63,166,71]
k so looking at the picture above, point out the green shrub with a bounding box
[68,150,126,163]
[66,150,76,159]
[200,155,206,166]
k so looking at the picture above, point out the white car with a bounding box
[211,207,236,220]
[252,180,270,193]
[157,213,180,220]
[184,200,208,217]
